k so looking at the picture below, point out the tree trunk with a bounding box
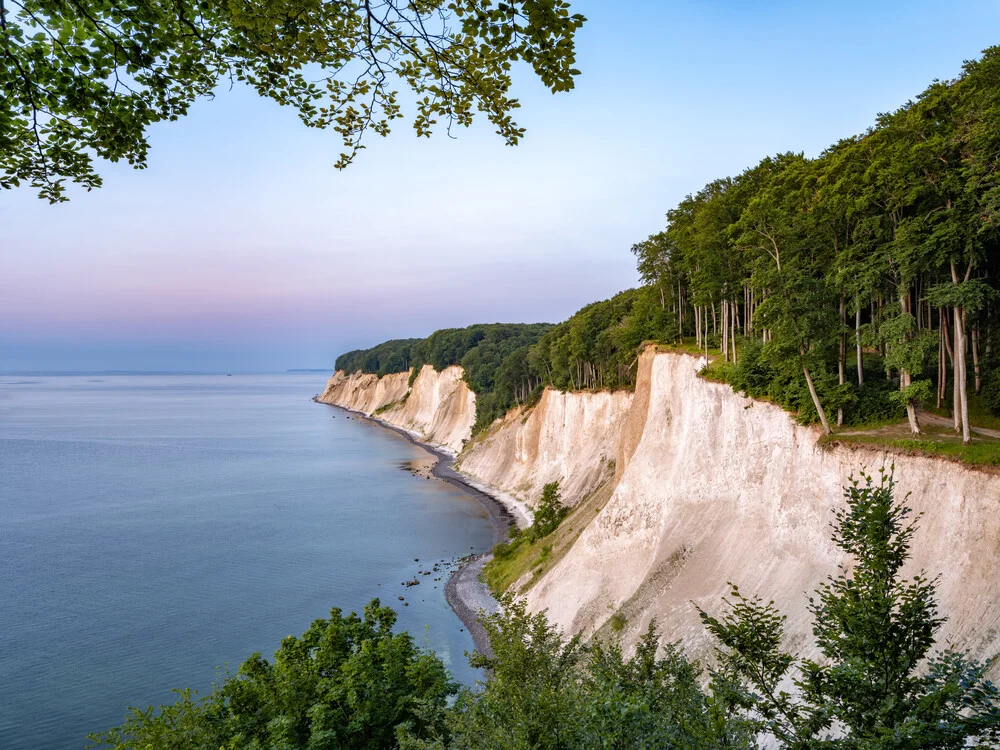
[937,309,945,410]
[855,306,864,387]
[941,307,953,417]
[900,288,920,435]
[731,300,738,365]
[902,368,920,434]
[972,325,981,393]
[951,262,971,443]
[678,279,683,341]
[802,347,832,435]
[722,301,728,361]
[953,307,962,432]
[961,319,971,443]
[953,305,970,442]
[695,304,701,349]
[838,297,845,426]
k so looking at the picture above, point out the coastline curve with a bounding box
[316,399,508,658]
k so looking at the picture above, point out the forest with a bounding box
[340,47,1000,452]
[629,46,1000,440]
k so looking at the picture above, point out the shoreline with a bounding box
[316,399,510,657]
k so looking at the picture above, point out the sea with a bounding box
[0,374,495,750]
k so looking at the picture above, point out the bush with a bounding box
[89,601,455,750]
[417,597,754,749]
[844,379,904,426]
[529,482,567,541]
[700,469,1000,747]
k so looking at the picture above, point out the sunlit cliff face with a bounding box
[322,348,1000,679]
[319,365,475,454]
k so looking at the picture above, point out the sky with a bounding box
[3,1,1000,372]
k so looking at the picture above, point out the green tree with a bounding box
[530,480,566,540]
[89,599,455,750]
[700,469,1000,748]
[737,153,839,434]
[2,0,585,202]
[415,597,754,749]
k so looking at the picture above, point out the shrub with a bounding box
[529,482,567,541]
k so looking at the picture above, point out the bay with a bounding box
[0,374,494,750]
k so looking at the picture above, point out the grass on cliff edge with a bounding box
[482,472,616,596]
[821,429,1000,468]
[696,347,1000,467]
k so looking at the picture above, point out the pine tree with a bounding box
[700,468,1000,748]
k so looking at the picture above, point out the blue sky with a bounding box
[2,0,999,371]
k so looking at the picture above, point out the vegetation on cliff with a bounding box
[339,47,1000,458]
[89,600,455,750]
[700,469,1000,747]
[336,324,554,430]
[91,470,1000,748]
[632,47,1000,442]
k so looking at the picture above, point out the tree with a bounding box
[737,153,839,434]
[411,596,755,749]
[89,599,455,750]
[699,469,1000,748]
[1,0,585,202]
[530,481,566,540]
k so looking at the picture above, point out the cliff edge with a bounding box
[319,364,474,455]
[524,347,1000,671]
[320,347,1000,671]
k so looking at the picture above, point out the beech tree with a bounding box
[339,48,1000,437]
[0,0,585,201]
[628,47,1000,437]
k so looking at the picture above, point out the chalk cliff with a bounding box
[524,347,1000,670]
[457,387,632,509]
[321,347,1000,669]
[319,364,474,454]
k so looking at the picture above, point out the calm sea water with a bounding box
[0,374,494,750]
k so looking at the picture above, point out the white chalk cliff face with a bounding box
[524,348,1000,671]
[457,387,632,509]
[318,365,474,454]
[319,370,410,415]
[321,348,1000,669]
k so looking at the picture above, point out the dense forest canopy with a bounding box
[339,47,1000,443]
[632,47,1000,441]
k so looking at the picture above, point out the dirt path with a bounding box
[838,411,1000,441]
[919,412,1000,439]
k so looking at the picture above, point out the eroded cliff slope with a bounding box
[320,349,1000,670]
[524,348,1000,669]
[319,364,474,454]
[457,387,632,509]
